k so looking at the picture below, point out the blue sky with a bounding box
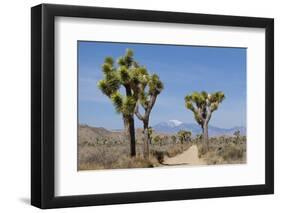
[78,41,246,129]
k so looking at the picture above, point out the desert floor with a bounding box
[163,145,206,166]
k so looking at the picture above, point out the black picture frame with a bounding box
[31,3,274,209]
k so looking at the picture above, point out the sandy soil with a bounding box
[163,145,206,166]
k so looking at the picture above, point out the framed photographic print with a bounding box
[31,3,274,209]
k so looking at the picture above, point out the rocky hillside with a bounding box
[78,124,171,144]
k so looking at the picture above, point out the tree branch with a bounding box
[134,104,144,121]
[144,93,157,119]
[205,108,212,124]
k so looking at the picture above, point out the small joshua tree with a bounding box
[171,135,177,144]
[177,130,192,144]
[153,135,161,144]
[98,49,145,157]
[185,91,225,151]
[233,130,240,143]
[134,73,164,159]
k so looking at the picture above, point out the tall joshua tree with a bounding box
[184,91,225,151]
[98,49,144,157]
[134,74,164,159]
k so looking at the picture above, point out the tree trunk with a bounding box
[143,120,150,160]
[123,86,136,157]
[202,123,209,151]
[124,116,136,157]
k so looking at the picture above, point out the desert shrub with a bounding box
[79,143,127,169]
[78,137,194,170]
[219,143,244,162]
[151,150,165,163]
[78,143,160,170]
[203,151,224,165]
[113,155,156,169]
[197,143,208,157]
[197,136,246,165]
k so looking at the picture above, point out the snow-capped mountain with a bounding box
[153,120,246,136]
[165,120,183,127]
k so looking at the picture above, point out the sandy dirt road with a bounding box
[163,145,206,166]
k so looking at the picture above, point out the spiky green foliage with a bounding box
[185,91,225,150]
[123,96,137,116]
[104,56,114,66]
[98,49,164,159]
[177,130,192,144]
[148,74,164,95]
[153,135,161,144]
[97,58,120,97]
[135,73,164,115]
[185,91,225,128]
[133,65,164,159]
[98,49,149,157]
[110,92,123,113]
[98,49,147,117]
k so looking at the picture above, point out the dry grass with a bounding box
[78,131,246,170]
[197,136,246,165]
[78,142,192,170]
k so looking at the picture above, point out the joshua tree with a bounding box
[134,73,164,159]
[153,135,161,144]
[233,130,240,143]
[185,91,225,151]
[98,49,145,157]
[177,130,192,144]
[171,135,177,144]
[233,130,240,138]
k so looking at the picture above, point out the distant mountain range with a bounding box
[152,120,246,136]
[79,120,246,143]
